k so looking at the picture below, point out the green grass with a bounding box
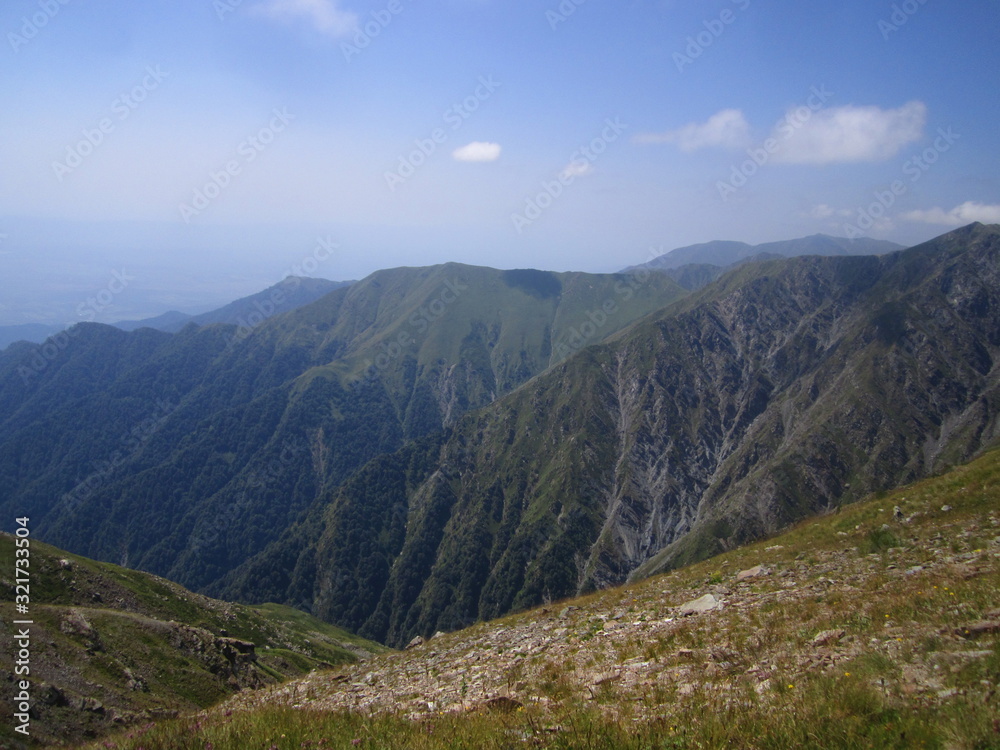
[76,447,1000,750]
[77,675,994,750]
[0,533,388,748]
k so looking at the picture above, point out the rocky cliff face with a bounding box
[257,224,1000,646]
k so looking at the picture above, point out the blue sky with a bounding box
[2,0,999,324]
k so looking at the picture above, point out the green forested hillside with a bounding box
[3,227,999,653]
[226,224,1000,646]
[0,264,686,598]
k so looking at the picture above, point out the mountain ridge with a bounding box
[222,224,1000,646]
[2,225,997,652]
[0,263,688,603]
[626,234,904,272]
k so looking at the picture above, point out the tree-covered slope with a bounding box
[0,264,687,597]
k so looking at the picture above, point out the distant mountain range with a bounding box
[0,277,352,350]
[114,276,353,333]
[0,233,898,351]
[627,234,903,272]
[1,224,997,650]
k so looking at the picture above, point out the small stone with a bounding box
[677,594,721,615]
[485,696,523,713]
[602,621,619,632]
[405,636,425,650]
[811,629,845,647]
[941,505,953,512]
[737,565,766,581]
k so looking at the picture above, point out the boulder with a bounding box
[677,594,721,615]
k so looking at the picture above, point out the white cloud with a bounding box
[901,201,1000,226]
[772,101,926,165]
[633,109,750,152]
[452,142,502,162]
[809,204,852,219]
[559,160,593,180]
[251,0,358,37]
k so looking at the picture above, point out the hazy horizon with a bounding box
[3,0,999,325]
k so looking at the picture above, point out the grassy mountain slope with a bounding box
[634,234,903,271]
[0,534,384,749]
[249,224,1000,647]
[0,264,686,599]
[83,446,1000,750]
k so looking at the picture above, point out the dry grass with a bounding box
[79,449,1000,750]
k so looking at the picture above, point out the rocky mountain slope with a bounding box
[81,446,1000,750]
[0,535,384,749]
[226,223,1000,647]
[0,264,686,598]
